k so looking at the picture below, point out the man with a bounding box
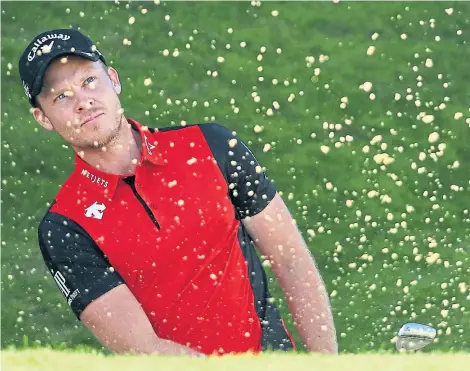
[18,28,338,357]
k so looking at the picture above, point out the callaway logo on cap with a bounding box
[18,28,106,107]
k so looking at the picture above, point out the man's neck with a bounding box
[74,118,143,176]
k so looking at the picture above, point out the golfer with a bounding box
[18,28,338,357]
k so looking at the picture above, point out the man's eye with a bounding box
[55,91,73,102]
[84,76,96,84]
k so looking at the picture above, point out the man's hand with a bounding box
[242,192,338,354]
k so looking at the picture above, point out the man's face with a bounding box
[33,55,124,150]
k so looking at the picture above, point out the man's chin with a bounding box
[82,129,121,150]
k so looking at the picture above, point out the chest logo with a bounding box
[144,135,156,155]
[85,201,106,220]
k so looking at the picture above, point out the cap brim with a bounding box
[30,50,101,98]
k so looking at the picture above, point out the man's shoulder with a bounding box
[152,122,232,137]
[37,200,91,243]
[38,201,70,228]
[152,122,238,152]
[37,169,88,232]
[37,202,69,236]
[44,170,82,205]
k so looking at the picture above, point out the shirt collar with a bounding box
[127,118,165,167]
[73,117,164,200]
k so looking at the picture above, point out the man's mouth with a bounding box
[81,113,104,126]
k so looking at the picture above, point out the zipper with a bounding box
[123,176,161,230]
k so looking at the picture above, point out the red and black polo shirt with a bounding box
[38,118,296,355]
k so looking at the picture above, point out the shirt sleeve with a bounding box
[38,210,125,320]
[198,122,278,219]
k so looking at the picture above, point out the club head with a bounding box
[396,322,437,352]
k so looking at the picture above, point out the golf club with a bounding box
[396,322,437,352]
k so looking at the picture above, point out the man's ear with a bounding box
[32,106,54,131]
[107,67,121,95]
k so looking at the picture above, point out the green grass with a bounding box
[1,1,470,355]
[2,349,470,371]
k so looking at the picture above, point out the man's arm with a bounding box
[80,284,202,356]
[38,212,203,357]
[198,122,337,353]
[242,193,338,354]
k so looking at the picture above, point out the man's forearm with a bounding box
[241,193,338,353]
[149,338,205,357]
[272,248,338,354]
[114,336,204,357]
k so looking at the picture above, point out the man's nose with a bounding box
[76,95,94,112]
